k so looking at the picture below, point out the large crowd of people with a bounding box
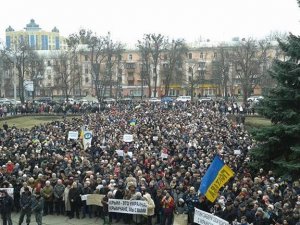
[0,100,299,225]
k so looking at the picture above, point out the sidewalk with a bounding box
[11,212,124,225]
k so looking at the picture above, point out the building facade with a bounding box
[5,19,67,51]
[1,29,281,100]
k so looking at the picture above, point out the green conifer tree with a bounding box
[250,33,300,178]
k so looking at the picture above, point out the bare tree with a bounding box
[1,41,40,103]
[162,39,188,97]
[52,50,80,100]
[137,39,152,98]
[103,33,124,98]
[212,45,230,100]
[231,38,271,103]
[27,54,45,100]
[145,34,167,97]
[75,29,107,102]
[186,61,200,101]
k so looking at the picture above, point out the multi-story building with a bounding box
[1,25,281,99]
[5,19,67,51]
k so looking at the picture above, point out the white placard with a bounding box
[108,199,147,215]
[0,188,14,198]
[153,136,158,141]
[127,152,133,158]
[116,150,124,157]
[234,150,241,155]
[123,134,133,142]
[194,208,229,225]
[161,153,168,159]
[68,131,79,140]
[81,194,88,201]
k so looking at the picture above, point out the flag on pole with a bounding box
[199,155,234,202]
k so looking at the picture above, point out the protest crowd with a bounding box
[0,99,299,225]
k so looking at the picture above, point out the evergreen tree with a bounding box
[250,33,300,178]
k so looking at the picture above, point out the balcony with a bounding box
[125,63,136,71]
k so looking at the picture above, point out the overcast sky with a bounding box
[0,0,299,47]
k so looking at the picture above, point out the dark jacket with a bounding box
[31,196,44,212]
[68,187,81,204]
[0,194,13,213]
[20,191,32,211]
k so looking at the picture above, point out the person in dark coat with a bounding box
[18,187,32,225]
[68,182,81,219]
[0,190,13,225]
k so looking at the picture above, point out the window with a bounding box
[118,55,122,61]
[126,63,136,69]
[55,37,60,50]
[128,54,133,60]
[213,52,217,58]
[128,80,134,86]
[164,54,168,60]
[168,89,178,96]
[163,63,169,68]
[199,62,206,68]
[85,55,88,61]
[85,77,89,83]
[85,68,89,74]
[118,69,122,74]
[47,75,51,80]
[188,53,192,59]
[200,52,203,59]
[188,67,193,73]
[47,61,51,66]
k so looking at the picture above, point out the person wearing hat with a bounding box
[143,192,155,225]
[185,187,199,224]
[254,207,268,225]
[175,198,188,214]
[31,192,44,225]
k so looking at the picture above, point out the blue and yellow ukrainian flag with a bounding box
[199,155,234,202]
[129,119,137,126]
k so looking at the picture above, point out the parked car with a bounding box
[0,98,11,105]
[199,97,213,102]
[148,97,161,103]
[8,99,21,105]
[176,96,191,102]
[247,96,264,103]
[103,98,116,103]
[161,97,174,103]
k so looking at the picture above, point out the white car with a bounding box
[103,98,116,103]
[148,97,161,102]
[199,97,213,102]
[176,96,192,102]
[247,96,263,103]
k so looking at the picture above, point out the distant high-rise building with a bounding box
[5,19,67,50]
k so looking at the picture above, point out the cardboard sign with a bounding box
[86,194,105,206]
[123,134,133,142]
[194,208,229,225]
[68,131,79,140]
[108,199,147,215]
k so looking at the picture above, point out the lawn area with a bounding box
[245,116,272,129]
[0,115,81,129]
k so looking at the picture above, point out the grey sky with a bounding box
[0,0,299,47]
